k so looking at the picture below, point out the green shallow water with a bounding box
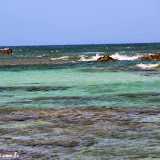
[0,67,160,109]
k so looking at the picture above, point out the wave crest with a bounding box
[78,54,101,61]
[136,63,160,69]
[111,53,142,61]
[50,56,69,61]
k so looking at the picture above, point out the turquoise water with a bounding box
[1,43,160,159]
[0,67,160,109]
[0,43,160,109]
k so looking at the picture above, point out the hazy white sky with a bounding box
[0,0,160,46]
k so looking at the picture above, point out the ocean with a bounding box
[0,43,160,159]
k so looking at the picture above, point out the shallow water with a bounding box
[0,106,160,159]
[0,66,160,109]
[0,43,160,159]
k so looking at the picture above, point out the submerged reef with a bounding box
[0,106,160,159]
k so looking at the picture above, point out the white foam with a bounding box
[37,55,43,58]
[136,63,160,69]
[50,56,69,61]
[83,52,104,55]
[0,48,9,50]
[78,54,101,61]
[36,55,46,58]
[50,50,58,53]
[111,53,142,61]
[4,48,9,50]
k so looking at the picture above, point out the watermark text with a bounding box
[0,152,19,159]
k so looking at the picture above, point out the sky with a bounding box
[0,0,160,46]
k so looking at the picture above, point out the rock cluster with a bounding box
[97,53,160,62]
[141,53,160,61]
[0,48,14,55]
[97,55,117,62]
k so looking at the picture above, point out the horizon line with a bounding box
[0,41,160,47]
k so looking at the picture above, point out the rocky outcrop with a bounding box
[141,53,160,61]
[97,55,117,62]
[0,48,14,55]
[97,53,160,62]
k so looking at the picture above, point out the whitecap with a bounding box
[111,53,142,61]
[50,50,58,52]
[37,55,45,58]
[50,56,69,61]
[78,54,101,61]
[0,48,9,50]
[4,48,9,50]
[83,52,104,55]
[136,63,160,69]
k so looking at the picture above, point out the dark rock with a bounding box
[97,55,117,62]
[0,48,14,55]
[141,53,160,61]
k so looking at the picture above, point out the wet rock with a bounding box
[0,48,14,55]
[97,55,117,62]
[141,53,160,61]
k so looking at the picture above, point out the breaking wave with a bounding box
[136,63,160,69]
[50,56,69,61]
[111,53,143,61]
[37,55,46,58]
[78,54,101,61]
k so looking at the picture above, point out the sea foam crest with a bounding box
[136,63,160,69]
[111,53,142,61]
[37,55,46,58]
[50,56,69,61]
[78,54,101,61]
